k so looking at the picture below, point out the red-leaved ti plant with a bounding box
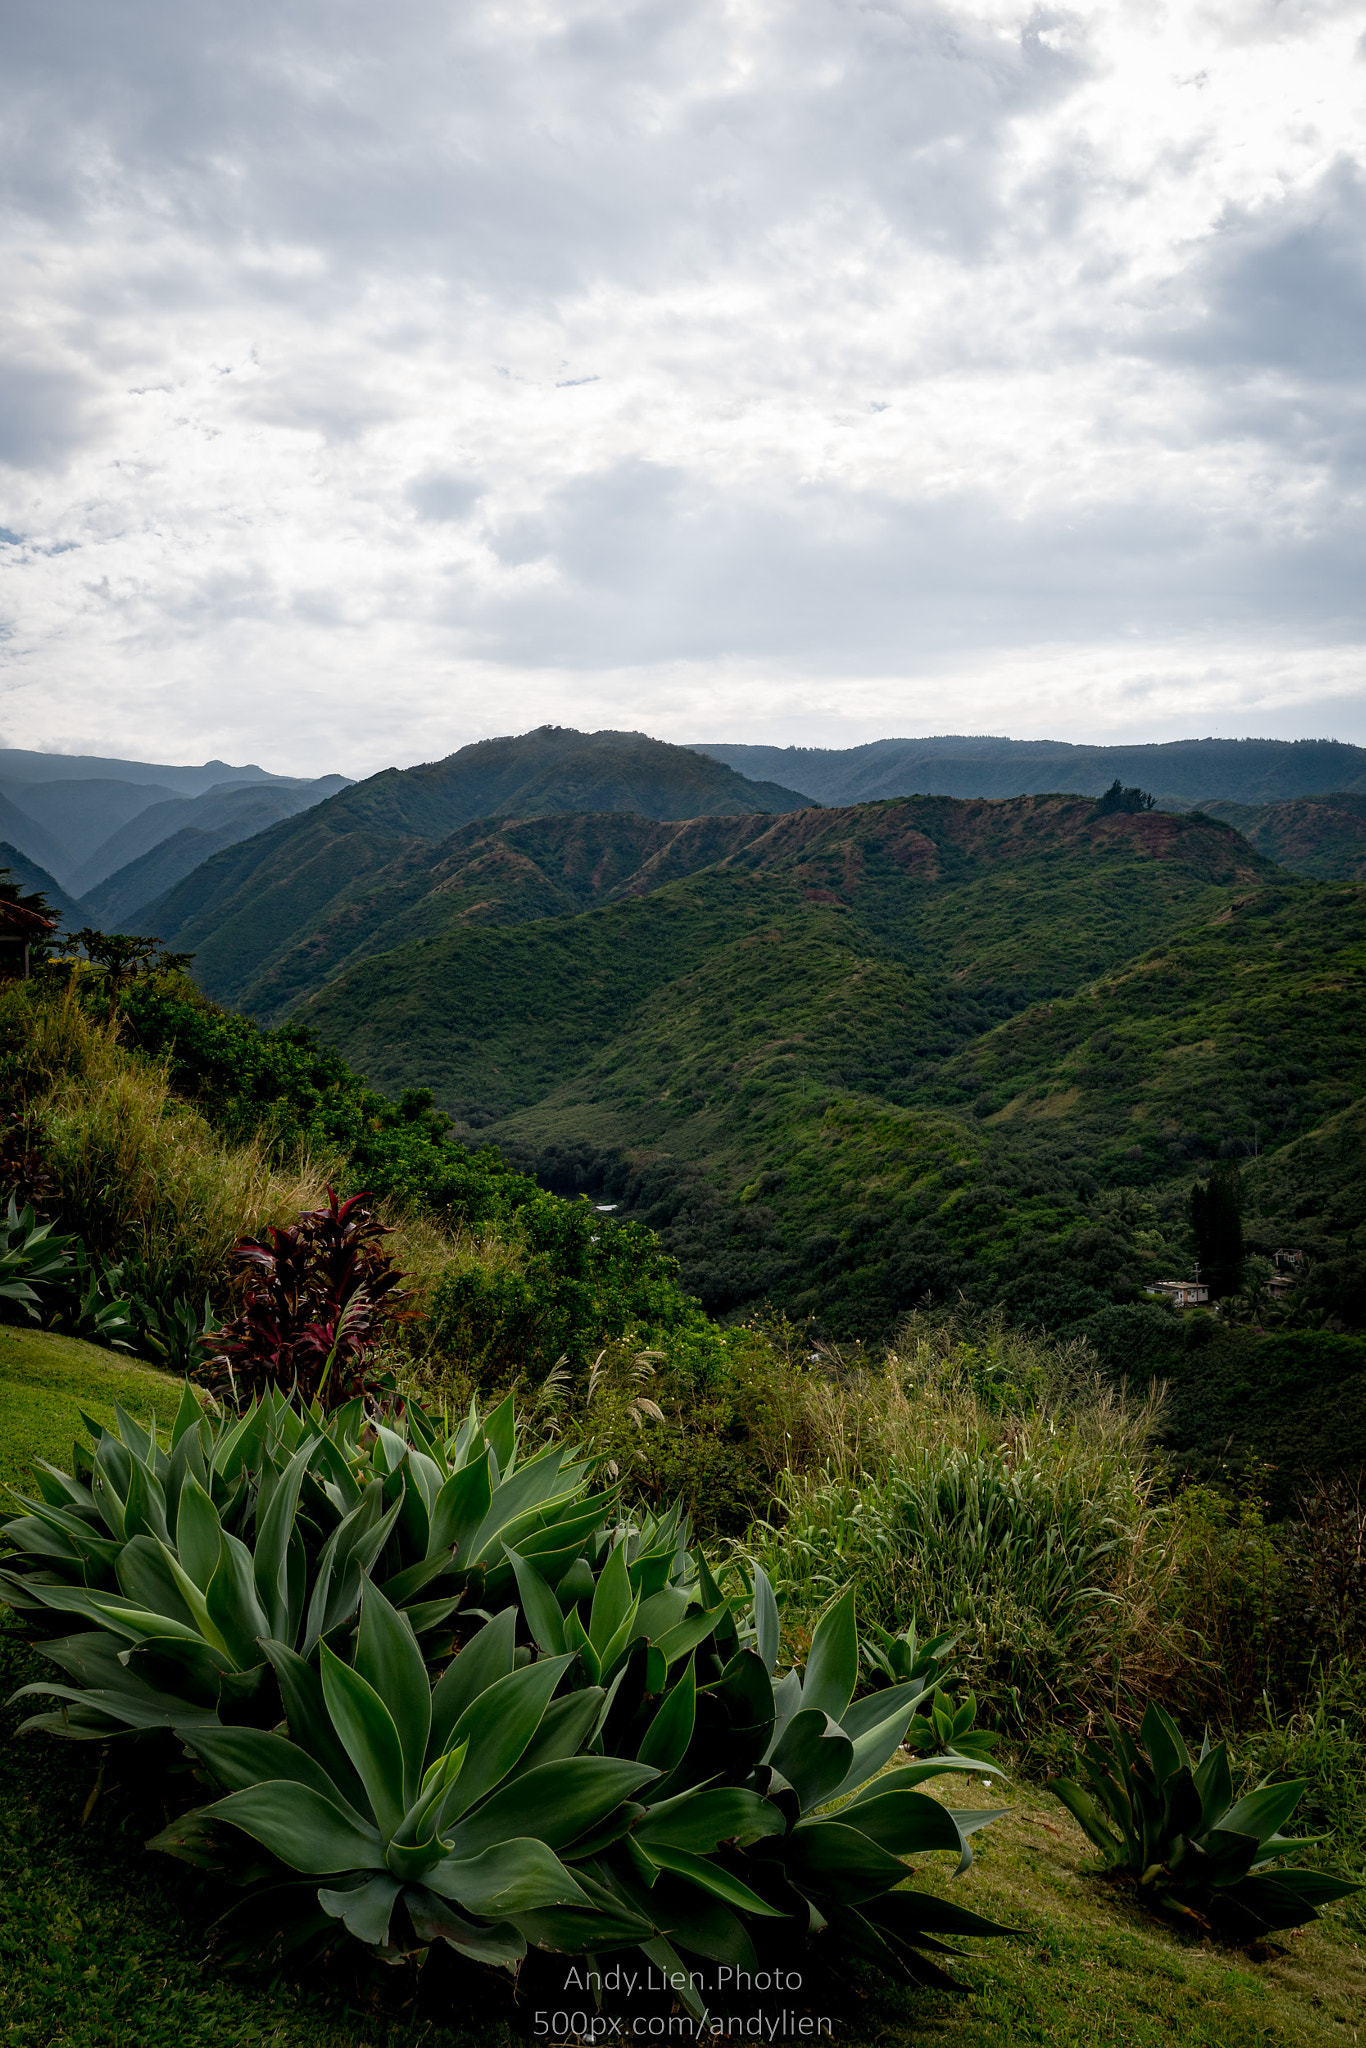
[203,1188,404,1409]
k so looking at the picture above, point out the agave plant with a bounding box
[0,1196,76,1319]
[141,1565,1011,2010]
[2,1387,605,1732]
[1048,1702,1360,1940]
[6,1391,1016,2004]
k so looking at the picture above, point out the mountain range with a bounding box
[8,723,1364,1341]
[692,734,1366,809]
[0,751,348,904]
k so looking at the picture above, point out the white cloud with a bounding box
[0,0,1364,774]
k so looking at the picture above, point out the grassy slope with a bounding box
[1,1331,1360,2048]
[0,1325,182,1494]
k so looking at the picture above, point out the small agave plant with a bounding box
[1048,1702,1360,1941]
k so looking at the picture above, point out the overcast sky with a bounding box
[2,0,1365,777]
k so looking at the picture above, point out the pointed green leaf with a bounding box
[752,1564,780,1675]
[174,1471,222,1593]
[801,1587,857,1725]
[640,1844,784,1918]
[354,1577,431,1809]
[205,1780,382,1874]
[504,1544,566,1656]
[427,1837,589,1918]
[445,1655,574,1818]
[445,1757,657,1858]
[771,1708,854,1815]
[633,1786,781,1854]
[638,1655,696,1775]
[483,1393,516,1476]
[428,1608,518,1760]
[319,1642,407,1841]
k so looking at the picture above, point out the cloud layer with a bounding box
[1,0,1364,773]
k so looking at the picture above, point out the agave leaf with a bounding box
[781,1819,914,1906]
[428,1609,519,1759]
[183,1724,366,1815]
[318,1872,401,1946]
[443,1656,574,1819]
[404,1886,527,1964]
[1140,1701,1190,1785]
[427,1454,492,1561]
[1047,1776,1126,1861]
[444,1757,658,1859]
[770,1708,854,1816]
[634,1786,781,1855]
[483,1393,517,1477]
[319,1642,407,1840]
[837,1783,967,1858]
[1216,1780,1308,1849]
[801,1588,858,1726]
[641,1843,785,1919]
[506,1690,605,1782]
[204,1531,271,1669]
[503,1545,566,1656]
[638,1655,696,1775]
[1191,1741,1234,1832]
[253,1439,317,1643]
[654,1605,727,1669]
[427,1837,589,1918]
[205,1780,383,1874]
[588,1538,634,1656]
[354,1578,431,1809]
[751,1564,780,1676]
[174,1471,223,1593]
[640,1935,711,2021]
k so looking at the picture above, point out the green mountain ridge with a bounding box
[692,734,1366,808]
[278,792,1357,1334]
[1196,792,1366,881]
[139,727,811,1008]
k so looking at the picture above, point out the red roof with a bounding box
[0,901,57,937]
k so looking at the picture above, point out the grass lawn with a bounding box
[0,1322,184,1496]
[1,1329,1362,2046]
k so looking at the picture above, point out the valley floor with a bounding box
[1,1331,1362,2048]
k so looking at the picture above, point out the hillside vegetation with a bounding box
[2,950,1364,2047]
[1199,792,1366,881]
[136,728,810,1004]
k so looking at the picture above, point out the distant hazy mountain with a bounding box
[0,750,348,897]
[690,735,1366,808]
[74,776,351,904]
[0,842,80,921]
[0,748,293,794]
[0,790,68,881]
[2,777,181,880]
[140,727,811,1011]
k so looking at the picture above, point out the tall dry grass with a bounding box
[743,1311,1186,1750]
[8,984,342,1294]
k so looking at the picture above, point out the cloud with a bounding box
[0,0,1364,768]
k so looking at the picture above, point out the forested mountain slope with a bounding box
[282,794,1355,1333]
[1198,793,1366,881]
[140,728,810,1010]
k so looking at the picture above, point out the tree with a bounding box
[1190,1161,1244,1298]
[1095,779,1157,817]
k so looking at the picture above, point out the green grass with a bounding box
[0,1324,182,1495]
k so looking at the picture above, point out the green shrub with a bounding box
[1047,1701,1359,1941]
